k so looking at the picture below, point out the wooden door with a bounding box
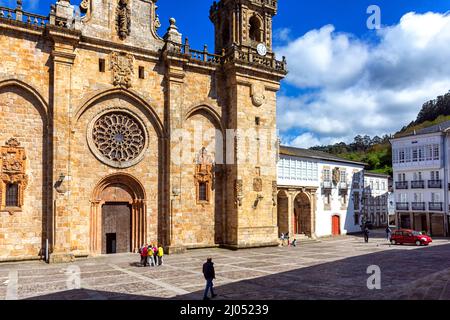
[102,203,132,254]
[332,215,341,236]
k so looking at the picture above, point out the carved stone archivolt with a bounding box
[0,138,28,213]
[194,148,214,204]
[111,52,134,88]
[116,0,131,40]
[88,110,148,169]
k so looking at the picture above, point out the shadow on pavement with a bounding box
[23,243,450,300]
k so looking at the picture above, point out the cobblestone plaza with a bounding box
[2,233,450,300]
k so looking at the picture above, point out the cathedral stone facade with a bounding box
[0,0,286,262]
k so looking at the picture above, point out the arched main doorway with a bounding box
[90,174,147,255]
[294,193,312,237]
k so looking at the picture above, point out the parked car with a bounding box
[390,229,432,246]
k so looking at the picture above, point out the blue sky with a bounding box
[2,0,450,148]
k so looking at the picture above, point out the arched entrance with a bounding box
[277,190,289,235]
[294,193,312,237]
[90,174,147,255]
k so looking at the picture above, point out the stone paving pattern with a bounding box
[1,234,450,300]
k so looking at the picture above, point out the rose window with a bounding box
[92,113,145,165]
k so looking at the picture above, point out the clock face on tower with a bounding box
[257,43,267,56]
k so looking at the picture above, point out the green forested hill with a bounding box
[310,91,450,176]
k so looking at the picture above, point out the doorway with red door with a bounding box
[332,215,341,236]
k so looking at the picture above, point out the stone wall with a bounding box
[0,87,46,260]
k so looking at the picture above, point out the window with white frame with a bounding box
[323,169,331,182]
[431,171,440,181]
[399,149,405,163]
[413,193,423,202]
[340,170,347,183]
[433,145,440,160]
[431,193,440,203]
[427,146,433,161]
[412,148,418,162]
[398,193,408,202]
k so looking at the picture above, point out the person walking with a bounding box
[157,245,164,266]
[386,226,392,241]
[363,227,370,243]
[140,244,148,267]
[202,258,217,300]
[292,238,297,247]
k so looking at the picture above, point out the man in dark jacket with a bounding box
[202,258,217,300]
[364,227,370,243]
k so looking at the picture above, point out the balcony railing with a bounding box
[411,202,426,211]
[339,182,348,190]
[411,181,425,189]
[396,202,409,211]
[429,202,443,212]
[322,181,333,189]
[428,180,442,189]
[0,6,49,26]
[395,181,409,189]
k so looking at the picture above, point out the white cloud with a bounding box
[277,11,450,148]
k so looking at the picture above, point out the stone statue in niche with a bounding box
[116,0,131,40]
[111,51,134,88]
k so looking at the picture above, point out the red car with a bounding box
[390,229,433,246]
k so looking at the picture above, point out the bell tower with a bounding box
[209,0,278,55]
[208,0,286,250]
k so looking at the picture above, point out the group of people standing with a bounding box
[280,233,297,247]
[139,244,164,267]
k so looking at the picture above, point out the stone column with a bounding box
[163,21,187,253]
[48,30,79,264]
[410,212,414,230]
[310,190,317,239]
[287,191,294,237]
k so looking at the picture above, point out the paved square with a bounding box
[1,233,450,300]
